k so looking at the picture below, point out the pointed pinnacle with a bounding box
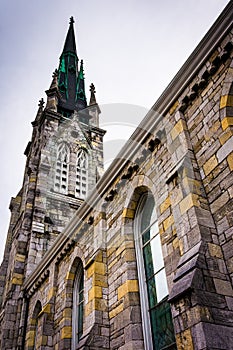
[52,69,58,78]
[89,83,96,93]
[89,83,97,105]
[69,16,74,24]
[38,98,45,108]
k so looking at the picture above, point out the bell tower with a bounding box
[0,17,105,349]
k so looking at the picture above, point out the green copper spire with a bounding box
[58,17,86,115]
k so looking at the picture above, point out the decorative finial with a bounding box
[89,83,97,106]
[52,69,58,78]
[69,16,74,24]
[38,98,45,108]
[90,83,96,94]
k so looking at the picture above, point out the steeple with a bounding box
[62,16,77,55]
[57,17,87,117]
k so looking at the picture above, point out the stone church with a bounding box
[0,2,233,349]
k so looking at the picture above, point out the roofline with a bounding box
[23,0,233,292]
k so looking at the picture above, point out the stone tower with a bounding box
[0,17,105,349]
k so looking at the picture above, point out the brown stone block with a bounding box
[163,214,174,231]
[88,286,103,301]
[179,193,200,215]
[176,328,194,350]
[221,116,233,129]
[109,303,124,319]
[214,278,233,297]
[118,280,139,300]
[220,95,233,109]
[87,261,106,277]
[219,129,233,145]
[210,191,229,214]
[160,196,171,214]
[61,326,72,339]
[227,152,233,171]
[203,155,218,176]
[208,243,223,258]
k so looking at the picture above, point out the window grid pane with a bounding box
[76,150,88,199]
[54,143,69,194]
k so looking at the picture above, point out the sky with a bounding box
[0,0,229,262]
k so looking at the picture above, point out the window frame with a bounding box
[134,193,155,350]
[54,142,70,195]
[134,192,175,350]
[75,148,88,199]
[72,263,84,350]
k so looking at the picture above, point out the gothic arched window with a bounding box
[54,143,69,194]
[75,149,88,198]
[134,192,176,350]
[72,263,84,349]
[31,301,42,350]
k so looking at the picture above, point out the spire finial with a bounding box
[52,69,58,78]
[89,83,97,106]
[38,98,45,108]
[90,83,96,94]
[69,16,74,24]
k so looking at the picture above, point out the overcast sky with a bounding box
[0,0,229,262]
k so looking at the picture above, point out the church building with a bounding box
[0,2,233,349]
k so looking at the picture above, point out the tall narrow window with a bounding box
[76,149,88,198]
[72,265,84,350]
[54,143,69,194]
[31,301,42,350]
[134,193,176,350]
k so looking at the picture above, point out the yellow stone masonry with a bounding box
[38,303,51,316]
[160,196,171,214]
[109,303,124,319]
[66,271,75,280]
[12,273,24,285]
[208,243,223,259]
[220,95,233,109]
[179,193,200,215]
[219,129,233,145]
[176,329,194,350]
[221,116,233,130]
[88,286,103,301]
[87,261,106,278]
[61,326,72,339]
[169,100,179,115]
[203,155,218,176]
[227,152,233,171]
[117,280,139,300]
[15,254,26,263]
[63,308,72,318]
[122,208,135,219]
[163,215,174,231]
[171,120,187,140]
[26,330,36,347]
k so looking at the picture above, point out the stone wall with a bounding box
[17,30,233,350]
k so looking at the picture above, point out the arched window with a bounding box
[134,192,176,350]
[54,143,69,194]
[75,149,88,199]
[31,301,42,350]
[72,263,84,349]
